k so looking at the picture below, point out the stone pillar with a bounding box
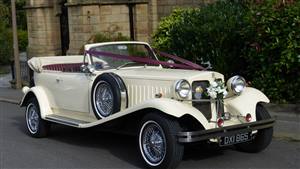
[67,4,101,54]
[148,0,158,37]
[134,4,149,42]
[25,0,62,58]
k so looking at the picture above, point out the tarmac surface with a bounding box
[0,101,299,169]
[0,73,11,88]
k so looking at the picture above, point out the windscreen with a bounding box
[90,43,158,69]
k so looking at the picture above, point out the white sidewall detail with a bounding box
[25,103,38,134]
[93,80,113,118]
[139,120,166,167]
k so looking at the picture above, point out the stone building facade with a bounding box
[25,0,212,57]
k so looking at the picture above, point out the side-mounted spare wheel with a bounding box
[138,113,184,169]
[91,73,127,119]
[25,97,50,138]
[235,103,273,153]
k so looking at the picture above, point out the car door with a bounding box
[53,71,91,113]
[42,55,92,114]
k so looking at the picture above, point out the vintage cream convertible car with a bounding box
[21,41,275,169]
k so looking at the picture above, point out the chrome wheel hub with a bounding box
[95,82,114,117]
[26,103,39,134]
[140,121,166,166]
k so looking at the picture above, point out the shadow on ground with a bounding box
[11,110,228,168]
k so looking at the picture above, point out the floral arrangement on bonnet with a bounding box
[206,80,228,100]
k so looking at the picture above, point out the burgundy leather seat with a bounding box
[42,63,82,72]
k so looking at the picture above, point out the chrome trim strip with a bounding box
[45,115,90,127]
[177,118,275,143]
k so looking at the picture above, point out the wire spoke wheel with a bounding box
[26,103,39,134]
[24,98,50,138]
[94,81,114,117]
[140,120,167,166]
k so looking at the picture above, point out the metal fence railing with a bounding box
[11,52,30,86]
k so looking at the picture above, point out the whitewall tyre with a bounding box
[25,98,50,138]
[138,113,184,169]
[93,80,114,118]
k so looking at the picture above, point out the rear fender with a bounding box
[20,86,52,118]
[224,87,269,121]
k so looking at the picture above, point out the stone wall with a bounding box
[25,0,61,57]
[25,0,214,56]
[157,0,214,19]
[66,1,150,54]
[67,4,101,54]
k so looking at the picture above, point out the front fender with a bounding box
[81,98,211,129]
[224,87,269,121]
[20,86,52,118]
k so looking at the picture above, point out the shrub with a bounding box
[18,29,28,52]
[0,1,28,65]
[152,1,250,78]
[92,32,130,43]
[0,25,12,65]
[0,2,11,65]
[152,0,300,103]
[243,0,300,103]
[0,28,28,65]
[79,32,130,54]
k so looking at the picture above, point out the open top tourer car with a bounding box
[21,41,275,169]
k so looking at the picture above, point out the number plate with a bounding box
[220,132,252,146]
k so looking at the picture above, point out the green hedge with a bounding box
[79,32,130,54]
[0,1,28,65]
[152,1,249,78]
[0,25,12,65]
[243,0,300,103]
[0,2,11,65]
[152,0,300,103]
[0,28,28,65]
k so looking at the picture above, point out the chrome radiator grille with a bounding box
[192,81,212,120]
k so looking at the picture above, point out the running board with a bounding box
[45,114,91,127]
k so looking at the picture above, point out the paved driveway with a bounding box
[0,102,299,169]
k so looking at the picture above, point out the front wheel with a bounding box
[25,98,50,138]
[138,113,184,169]
[235,104,273,153]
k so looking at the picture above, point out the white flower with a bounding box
[206,80,228,99]
[211,81,218,87]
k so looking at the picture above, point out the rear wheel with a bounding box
[235,104,273,153]
[138,113,184,169]
[25,98,50,138]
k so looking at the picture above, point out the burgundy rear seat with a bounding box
[42,63,82,72]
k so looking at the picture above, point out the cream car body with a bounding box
[20,41,274,169]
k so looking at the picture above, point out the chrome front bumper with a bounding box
[177,118,275,143]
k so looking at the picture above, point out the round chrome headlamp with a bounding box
[175,79,191,98]
[227,76,246,95]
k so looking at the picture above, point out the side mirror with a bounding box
[80,64,88,73]
[81,64,95,74]
[87,65,95,73]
